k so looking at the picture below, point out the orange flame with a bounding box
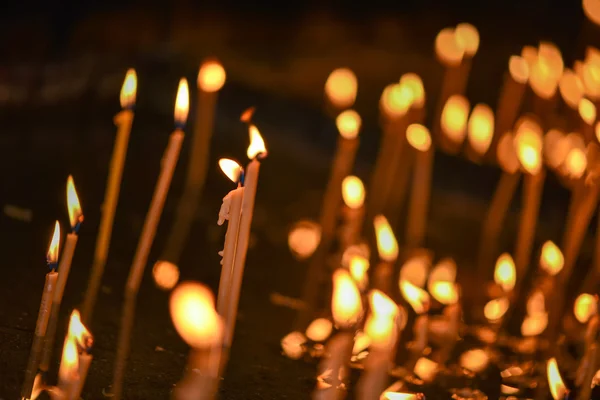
[459,348,489,373]
[288,220,321,260]
[349,255,369,290]
[521,313,548,336]
[342,176,365,209]
[530,58,559,99]
[58,335,79,383]
[514,118,543,174]
[382,393,419,400]
[484,297,510,322]
[527,290,547,316]
[414,357,438,382]
[336,109,362,140]
[68,309,92,349]
[547,358,568,400]
[430,281,459,305]
[281,331,306,360]
[406,124,432,152]
[455,23,480,57]
[218,158,243,183]
[467,104,494,156]
[325,68,358,109]
[559,69,585,109]
[400,280,430,314]
[331,269,363,328]
[544,129,568,169]
[428,258,457,288]
[509,55,530,84]
[579,98,597,125]
[380,83,412,119]
[373,215,399,262]
[435,27,465,66]
[400,73,425,108]
[197,59,226,92]
[66,175,83,230]
[441,95,470,144]
[169,282,223,348]
[399,254,430,288]
[538,42,564,80]
[47,221,61,265]
[370,290,398,318]
[540,241,564,276]
[521,46,538,70]
[364,290,398,348]
[494,253,516,292]
[174,78,190,126]
[152,260,180,291]
[582,62,600,100]
[564,147,588,179]
[574,293,597,323]
[247,124,267,159]
[305,318,333,342]
[120,68,137,109]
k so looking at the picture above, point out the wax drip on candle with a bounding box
[47,221,60,270]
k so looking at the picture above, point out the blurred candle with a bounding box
[112,78,188,400]
[400,280,430,366]
[440,94,470,153]
[67,310,94,400]
[324,68,357,113]
[340,175,365,248]
[373,215,399,294]
[467,103,494,160]
[82,69,136,323]
[547,358,569,400]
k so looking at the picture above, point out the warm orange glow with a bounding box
[435,27,465,66]
[559,69,585,109]
[430,281,459,305]
[364,290,398,348]
[380,83,412,119]
[514,118,543,174]
[218,158,243,183]
[441,95,470,144]
[152,261,180,291]
[197,59,226,92]
[66,175,83,230]
[370,290,399,319]
[67,309,93,351]
[170,282,223,348]
[597,122,600,142]
[530,48,560,99]
[336,109,362,140]
[400,280,430,314]
[58,335,79,382]
[484,297,509,322]
[341,175,365,209]
[583,0,600,26]
[547,358,568,400]
[540,241,564,276]
[325,68,358,109]
[349,255,369,290]
[527,290,546,316]
[120,68,137,108]
[538,42,564,80]
[521,313,548,336]
[429,258,457,287]
[305,318,333,342]
[459,348,489,373]
[287,220,321,260]
[467,104,494,156]
[399,254,430,288]
[47,221,61,265]
[509,55,530,84]
[414,357,438,382]
[494,253,516,292]
[455,23,480,57]
[31,373,44,400]
[544,129,568,169]
[497,132,520,174]
[331,269,363,329]
[579,98,597,125]
[240,106,255,123]
[582,62,600,100]
[521,46,538,70]
[400,73,425,108]
[382,393,418,400]
[247,124,267,159]
[574,293,597,323]
[174,78,190,126]
[406,124,432,152]
[373,215,399,262]
[352,330,371,355]
[281,331,306,360]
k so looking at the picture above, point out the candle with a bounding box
[40,175,84,373]
[466,103,494,161]
[215,159,244,320]
[82,70,136,323]
[66,310,94,400]
[399,280,430,369]
[405,124,433,248]
[20,221,60,400]
[313,270,362,400]
[547,358,570,400]
[372,215,399,295]
[223,125,267,349]
[324,68,357,116]
[163,59,226,263]
[529,45,561,129]
[57,335,79,400]
[340,175,365,248]
[436,286,462,364]
[111,78,188,400]
[170,282,224,400]
[440,94,470,154]
[297,111,359,329]
[576,313,599,400]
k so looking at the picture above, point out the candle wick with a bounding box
[73,220,83,234]
[47,262,58,271]
[239,170,246,186]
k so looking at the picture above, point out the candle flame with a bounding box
[574,293,597,323]
[538,41,564,80]
[559,69,585,109]
[428,258,457,288]
[435,27,464,66]
[530,58,559,99]
[352,330,371,355]
[373,215,399,262]
[240,106,256,123]
[247,124,267,159]
[547,358,568,400]
[305,318,333,342]
[349,255,369,290]
[336,109,362,140]
[430,281,459,305]
[579,98,597,125]
[400,280,430,314]
[325,68,357,109]
[544,129,568,169]
[47,221,61,266]
[406,124,432,152]
[119,68,137,109]
[414,357,438,382]
[583,62,600,100]
[370,290,398,318]
[364,290,398,349]
[467,104,494,156]
[218,158,243,183]
[342,176,365,209]
[382,393,419,400]
[400,254,430,288]
[287,220,321,260]
[197,59,226,92]
[281,331,306,360]
[169,282,223,348]
[521,313,548,336]
[331,269,363,328]
[58,335,79,382]
[540,241,564,276]
[509,55,530,84]
[459,348,489,373]
[514,118,543,174]
[400,73,425,108]
[584,0,600,25]
[484,297,509,322]
[455,23,480,57]
[441,95,470,145]
[380,83,412,119]
[68,309,93,350]
[152,260,180,291]
[174,78,190,126]
[494,253,516,292]
[67,175,83,230]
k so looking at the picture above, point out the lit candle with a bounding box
[440,94,470,154]
[66,310,94,400]
[57,335,79,400]
[405,124,433,248]
[400,280,430,369]
[324,68,357,116]
[163,59,226,263]
[313,270,363,400]
[111,78,188,400]
[372,215,399,295]
[215,159,244,319]
[82,70,136,323]
[20,221,60,400]
[547,358,570,400]
[223,125,267,349]
[40,176,84,373]
[170,282,224,400]
[435,285,462,364]
[466,103,494,161]
[340,175,365,248]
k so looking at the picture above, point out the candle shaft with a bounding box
[112,130,184,400]
[40,233,78,372]
[339,205,364,249]
[578,209,600,295]
[162,90,218,264]
[173,348,220,400]
[373,261,394,296]
[434,61,470,152]
[356,335,399,400]
[21,271,58,399]
[72,353,92,400]
[82,109,133,323]
[493,73,526,155]
[312,332,354,400]
[405,146,434,248]
[563,179,586,246]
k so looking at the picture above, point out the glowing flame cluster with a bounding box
[406,124,432,152]
[59,310,93,384]
[380,83,413,119]
[400,280,430,314]
[305,318,333,342]
[509,55,530,84]
[435,28,465,66]
[528,42,562,99]
[399,253,430,288]
[428,258,458,305]
[467,104,494,156]
[331,269,363,329]
[574,293,598,324]
[349,255,370,291]
[336,109,362,140]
